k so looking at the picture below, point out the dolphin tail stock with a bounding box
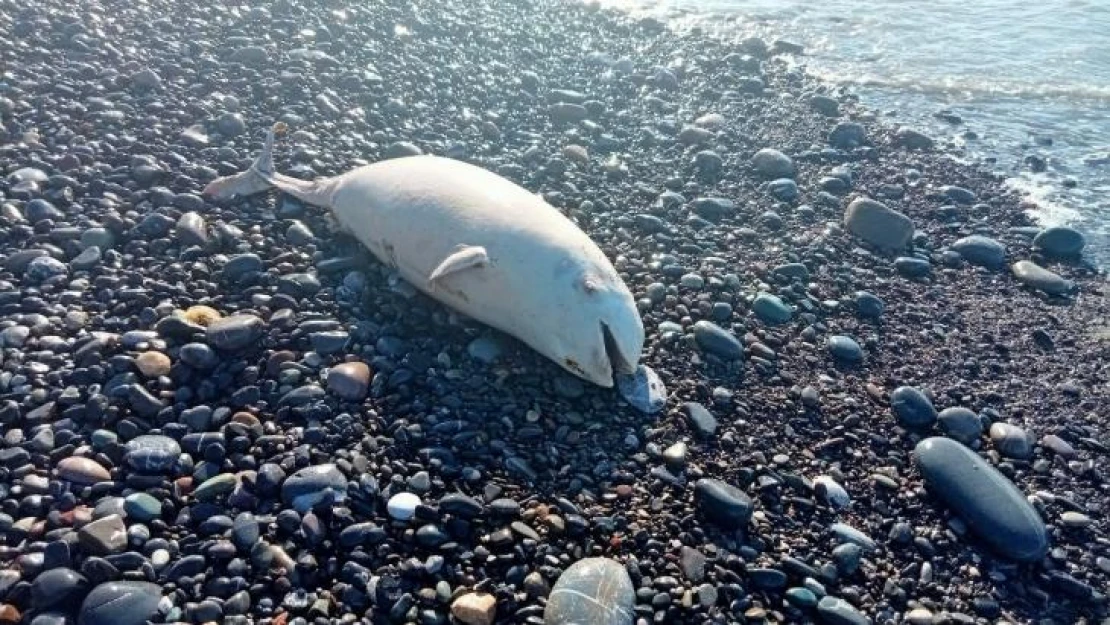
[201,122,335,207]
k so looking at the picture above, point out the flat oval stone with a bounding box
[827,335,863,363]
[989,422,1033,459]
[817,595,871,625]
[31,567,88,610]
[890,386,937,428]
[616,364,668,414]
[205,314,265,351]
[853,291,884,318]
[894,256,931,277]
[387,492,421,521]
[752,293,792,325]
[951,235,1005,267]
[937,407,982,445]
[78,581,162,625]
[282,464,347,512]
[125,435,181,473]
[439,493,483,519]
[1011,261,1073,295]
[844,197,913,250]
[693,478,753,529]
[1033,226,1085,256]
[692,321,744,360]
[56,457,111,484]
[327,362,371,400]
[545,557,634,625]
[914,437,1048,562]
[682,402,718,438]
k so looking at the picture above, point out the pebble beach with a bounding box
[0,0,1108,624]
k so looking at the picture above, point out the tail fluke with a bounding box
[202,123,283,199]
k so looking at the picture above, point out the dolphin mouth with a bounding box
[601,321,638,379]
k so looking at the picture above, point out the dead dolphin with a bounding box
[203,125,651,391]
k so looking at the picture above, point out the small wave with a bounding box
[804,67,1110,104]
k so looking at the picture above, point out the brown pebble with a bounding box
[135,351,172,378]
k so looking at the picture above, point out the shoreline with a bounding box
[1,0,1108,624]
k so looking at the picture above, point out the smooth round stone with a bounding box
[845,197,914,250]
[827,335,863,363]
[854,291,884,318]
[951,235,1005,267]
[662,442,688,469]
[890,386,937,428]
[814,476,851,509]
[768,178,799,202]
[679,273,705,289]
[387,492,422,521]
[691,320,744,360]
[1060,511,1092,528]
[693,478,753,529]
[785,587,818,609]
[195,474,238,502]
[326,362,371,400]
[125,435,180,473]
[123,493,162,522]
[616,364,668,414]
[751,148,795,179]
[282,465,347,512]
[56,457,111,484]
[134,352,171,378]
[545,558,634,625]
[914,437,1048,561]
[1011,261,1073,295]
[817,596,871,625]
[438,493,483,519]
[205,314,265,351]
[751,293,792,325]
[989,423,1033,459]
[894,256,931,277]
[1033,226,1085,256]
[32,568,88,610]
[830,523,877,551]
[78,581,162,625]
[937,407,983,445]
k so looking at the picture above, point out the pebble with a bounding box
[894,256,932,278]
[206,314,265,350]
[989,422,1033,459]
[751,148,795,178]
[31,568,88,610]
[615,364,668,414]
[467,336,503,363]
[545,558,634,625]
[387,492,422,521]
[814,475,851,509]
[282,465,347,512]
[890,386,938,428]
[662,442,688,470]
[134,351,171,378]
[844,197,914,250]
[1033,226,1085,256]
[1011,260,1073,295]
[692,320,744,360]
[817,595,872,625]
[694,478,753,529]
[77,515,127,555]
[327,362,371,400]
[914,437,1048,561]
[937,407,983,445]
[125,435,181,473]
[56,457,111,484]
[682,402,718,438]
[123,493,162,522]
[451,592,497,625]
[77,581,162,625]
[827,335,864,363]
[752,293,792,325]
[829,122,867,149]
[951,235,1006,267]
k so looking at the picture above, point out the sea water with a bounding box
[595,0,1110,266]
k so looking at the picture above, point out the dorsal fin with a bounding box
[427,245,489,290]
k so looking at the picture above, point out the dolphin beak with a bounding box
[602,318,643,378]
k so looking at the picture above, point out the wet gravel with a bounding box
[1,0,1109,623]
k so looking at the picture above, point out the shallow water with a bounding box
[594,0,1110,266]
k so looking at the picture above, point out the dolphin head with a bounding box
[552,267,645,388]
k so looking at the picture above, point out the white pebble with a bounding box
[387,492,422,521]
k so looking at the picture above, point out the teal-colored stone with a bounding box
[123,493,162,522]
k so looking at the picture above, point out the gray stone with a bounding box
[615,364,667,415]
[828,122,867,149]
[752,293,792,325]
[937,407,982,445]
[895,256,931,277]
[25,256,69,283]
[544,558,634,625]
[175,212,208,247]
[549,103,588,123]
[694,478,753,529]
[768,178,799,201]
[894,127,934,149]
[951,235,1005,267]
[692,320,744,360]
[57,457,111,484]
[817,596,871,625]
[78,581,162,625]
[31,567,88,610]
[989,422,1033,459]
[844,197,914,250]
[78,515,127,555]
[890,386,937,428]
[70,246,102,270]
[195,474,238,502]
[125,435,180,473]
[1033,226,1085,256]
[467,337,503,363]
[914,437,1048,561]
[751,148,795,179]
[123,493,161,522]
[682,402,718,438]
[282,464,347,512]
[1011,261,1073,295]
[827,335,863,363]
[206,314,265,350]
[327,362,371,401]
[217,112,247,137]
